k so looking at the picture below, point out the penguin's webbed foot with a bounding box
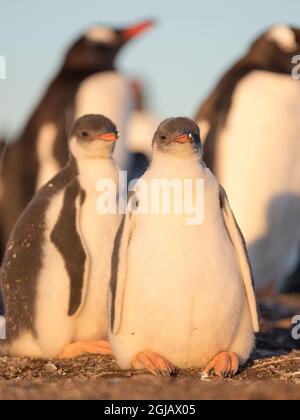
[59,340,112,359]
[132,351,176,376]
[204,352,239,379]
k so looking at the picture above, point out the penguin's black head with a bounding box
[153,117,202,157]
[63,20,155,73]
[247,24,300,75]
[69,114,119,159]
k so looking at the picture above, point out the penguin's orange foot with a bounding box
[132,351,176,376]
[204,352,239,379]
[59,340,112,359]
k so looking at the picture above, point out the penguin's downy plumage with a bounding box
[0,115,121,358]
[0,20,154,261]
[195,25,300,291]
[109,117,259,378]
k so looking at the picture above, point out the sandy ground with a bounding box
[1,294,300,400]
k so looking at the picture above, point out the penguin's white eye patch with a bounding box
[267,25,298,53]
[85,26,118,45]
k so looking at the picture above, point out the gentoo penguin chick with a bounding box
[109,117,259,378]
[0,115,121,358]
[0,20,154,262]
[195,25,300,293]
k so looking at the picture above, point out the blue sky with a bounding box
[0,0,300,138]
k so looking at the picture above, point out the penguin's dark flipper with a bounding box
[51,177,89,318]
[132,351,176,376]
[59,340,112,359]
[204,352,239,379]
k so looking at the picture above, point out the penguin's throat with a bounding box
[153,146,203,162]
[150,151,204,178]
[69,138,114,161]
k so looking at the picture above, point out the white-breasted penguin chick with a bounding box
[0,20,154,263]
[109,117,259,379]
[195,25,300,293]
[0,115,121,358]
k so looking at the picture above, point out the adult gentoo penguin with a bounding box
[0,115,121,358]
[195,25,300,292]
[0,19,154,259]
[109,117,259,378]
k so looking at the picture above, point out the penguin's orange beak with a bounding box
[93,132,119,142]
[121,20,155,41]
[176,134,191,144]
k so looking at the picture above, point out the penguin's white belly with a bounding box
[217,71,300,289]
[113,175,248,369]
[74,187,120,340]
[75,72,134,169]
[74,163,120,340]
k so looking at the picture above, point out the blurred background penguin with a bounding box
[196,25,300,297]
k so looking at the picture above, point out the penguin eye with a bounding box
[81,131,89,138]
[160,135,167,141]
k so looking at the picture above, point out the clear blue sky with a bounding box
[0,0,300,138]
